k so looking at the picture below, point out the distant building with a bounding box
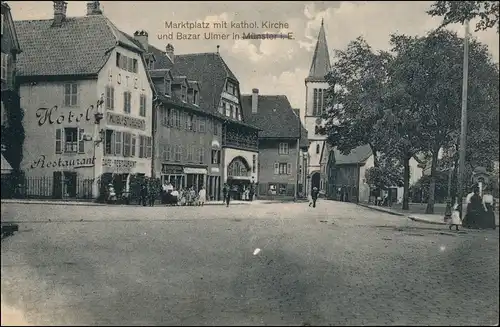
[1,0,22,175]
[241,90,308,199]
[301,19,331,195]
[15,1,154,199]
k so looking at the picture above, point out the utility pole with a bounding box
[457,20,470,218]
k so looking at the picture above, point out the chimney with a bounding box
[133,30,149,51]
[52,1,67,27]
[166,43,174,63]
[86,1,102,15]
[251,88,259,113]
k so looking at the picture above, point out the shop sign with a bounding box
[161,164,183,174]
[106,112,146,131]
[36,105,94,127]
[102,158,137,169]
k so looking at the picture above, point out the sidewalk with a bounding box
[0,198,297,207]
[358,203,499,227]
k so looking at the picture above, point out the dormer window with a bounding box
[164,77,171,96]
[181,85,187,102]
[193,89,199,106]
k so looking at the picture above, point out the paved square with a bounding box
[1,201,499,326]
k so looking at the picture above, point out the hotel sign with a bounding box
[106,112,146,131]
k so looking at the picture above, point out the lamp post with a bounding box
[92,97,104,200]
[457,20,470,218]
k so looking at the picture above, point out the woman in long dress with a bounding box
[463,187,484,229]
[482,187,496,229]
[198,186,207,206]
[449,203,461,231]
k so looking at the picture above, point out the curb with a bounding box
[0,200,253,207]
[408,215,499,228]
[357,203,405,217]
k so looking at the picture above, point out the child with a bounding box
[449,203,461,231]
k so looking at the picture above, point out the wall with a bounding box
[222,147,258,183]
[20,80,98,180]
[97,46,153,178]
[307,140,324,173]
[358,154,375,203]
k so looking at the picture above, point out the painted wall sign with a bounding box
[36,105,94,127]
[106,112,146,131]
[161,164,183,174]
[102,158,137,169]
[30,154,96,169]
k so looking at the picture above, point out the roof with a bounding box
[240,94,304,139]
[14,14,142,77]
[1,153,13,173]
[333,144,372,165]
[307,19,331,82]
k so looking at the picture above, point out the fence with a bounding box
[1,176,93,200]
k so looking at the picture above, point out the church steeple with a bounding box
[307,19,331,81]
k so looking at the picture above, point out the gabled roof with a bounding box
[240,94,303,139]
[14,14,142,78]
[187,81,200,91]
[172,76,188,86]
[306,19,331,82]
[149,69,173,80]
[1,1,22,54]
[333,144,372,165]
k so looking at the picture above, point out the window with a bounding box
[146,137,152,158]
[116,53,121,68]
[198,147,205,164]
[123,133,131,157]
[175,110,181,127]
[230,104,234,118]
[139,135,146,158]
[237,107,242,121]
[169,109,176,127]
[64,83,78,107]
[64,128,79,153]
[105,86,114,110]
[114,131,122,156]
[313,88,326,116]
[163,109,170,126]
[274,163,279,175]
[252,155,256,173]
[192,115,197,132]
[187,145,193,162]
[181,85,187,102]
[213,121,219,135]
[0,13,3,36]
[133,59,138,73]
[139,94,147,117]
[187,113,193,130]
[164,78,171,96]
[0,53,7,82]
[105,130,114,155]
[175,145,182,162]
[166,144,172,161]
[225,102,230,117]
[123,91,131,114]
[218,101,224,114]
[116,52,138,73]
[279,142,289,155]
[193,90,199,105]
[211,149,220,164]
[316,144,320,154]
[131,134,136,157]
[198,117,206,133]
[278,163,291,175]
[55,129,62,154]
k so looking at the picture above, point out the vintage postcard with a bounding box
[1,1,499,326]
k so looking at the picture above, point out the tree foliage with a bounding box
[321,37,392,166]
[427,1,500,33]
[365,154,404,191]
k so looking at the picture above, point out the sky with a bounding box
[8,1,500,110]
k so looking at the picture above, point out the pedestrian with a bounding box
[482,186,496,229]
[449,203,461,231]
[140,181,148,207]
[308,192,313,207]
[222,184,228,204]
[225,184,231,207]
[463,186,483,229]
[189,187,196,206]
[148,179,158,207]
[249,183,255,202]
[311,187,319,208]
[198,186,207,206]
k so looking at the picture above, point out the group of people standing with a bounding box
[460,185,497,230]
[221,183,255,207]
[159,181,207,206]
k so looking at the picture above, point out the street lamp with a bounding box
[457,20,470,219]
[92,95,105,200]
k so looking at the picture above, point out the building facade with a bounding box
[1,0,22,175]
[241,90,308,199]
[136,34,260,200]
[301,19,331,195]
[15,1,153,199]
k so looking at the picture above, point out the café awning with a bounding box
[1,154,13,174]
[183,167,207,175]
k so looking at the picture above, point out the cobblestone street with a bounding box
[1,200,499,326]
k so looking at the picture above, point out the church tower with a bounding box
[303,19,331,192]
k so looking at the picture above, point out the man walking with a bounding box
[222,184,228,205]
[311,187,319,208]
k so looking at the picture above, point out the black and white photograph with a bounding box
[1,1,499,325]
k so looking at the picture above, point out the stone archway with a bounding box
[311,172,320,192]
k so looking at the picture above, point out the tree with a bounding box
[0,92,25,179]
[321,37,392,167]
[365,154,404,191]
[427,1,500,33]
